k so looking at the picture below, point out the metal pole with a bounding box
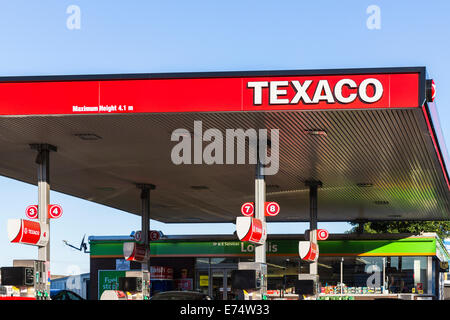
[30,143,56,300]
[137,183,155,300]
[340,257,344,295]
[255,139,267,298]
[305,180,321,276]
[383,257,386,294]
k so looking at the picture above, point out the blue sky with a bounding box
[0,1,449,275]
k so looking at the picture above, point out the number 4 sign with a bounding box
[48,204,63,219]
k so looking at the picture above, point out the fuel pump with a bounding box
[231,262,267,300]
[0,260,47,300]
[118,271,147,300]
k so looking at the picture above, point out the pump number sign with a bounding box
[48,204,63,219]
[240,202,254,217]
[25,205,38,219]
[25,204,63,219]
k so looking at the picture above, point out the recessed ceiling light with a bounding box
[96,187,115,192]
[305,129,327,137]
[357,183,373,187]
[74,133,102,141]
[190,185,209,190]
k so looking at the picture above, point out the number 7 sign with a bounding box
[240,202,255,217]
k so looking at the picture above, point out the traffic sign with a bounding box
[317,229,329,241]
[240,202,254,217]
[47,204,63,219]
[264,202,280,216]
[25,205,38,219]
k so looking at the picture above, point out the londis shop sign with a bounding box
[90,237,437,258]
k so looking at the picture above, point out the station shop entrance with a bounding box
[196,266,234,300]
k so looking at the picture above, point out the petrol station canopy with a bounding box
[0,67,448,223]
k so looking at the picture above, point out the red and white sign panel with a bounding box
[317,229,329,241]
[0,71,420,116]
[264,202,280,217]
[123,242,149,262]
[240,202,254,217]
[236,217,267,245]
[431,80,436,102]
[25,205,38,219]
[47,204,63,219]
[299,241,319,262]
[150,266,174,280]
[7,219,49,246]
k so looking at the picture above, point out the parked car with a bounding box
[150,290,211,300]
[50,289,84,300]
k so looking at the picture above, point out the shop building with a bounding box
[89,232,449,300]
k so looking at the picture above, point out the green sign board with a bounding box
[98,270,126,299]
[90,237,439,259]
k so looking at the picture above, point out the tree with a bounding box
[347,220,450,239]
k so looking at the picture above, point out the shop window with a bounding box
[195,258,210,267]
[210,258,238,265]
[266,257,302,291]
[317,257,342,288]
[386,256,428,294]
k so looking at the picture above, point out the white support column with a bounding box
[137,183,155,300]
[254,138,267,298]
[305,180,321,276]
[30,143,57,300]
